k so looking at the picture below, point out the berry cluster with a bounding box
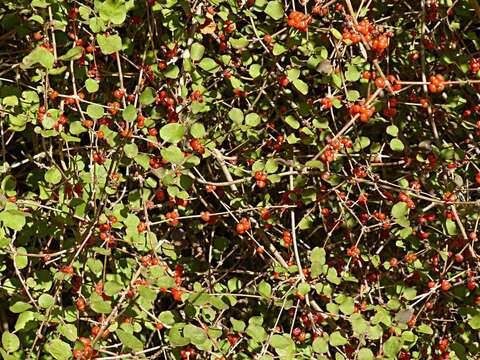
[287,11,312,32]
[349,103,376,122]
[428,74,446,93]
[254,171,268,188]
[235,217,251,234]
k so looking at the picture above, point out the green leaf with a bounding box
[59,46,83,61]
[246,324,267,342]
[97,34,122,55]
[85,78,99,93]
[123,105,137,122]
[159,311,176,326]
[104,281,123,296]
[391,202,408,218]
[272,43,287,56]
[190,123,206,138]
[98,0,129,25]
[345,65,360,81]
[2,332,19,353]
[98,0,130,24]
[58,324,78,342]
[264,1,283,20]
[390,138,404,152]
[417,324,433,334]
[468,314,480,329]
[161,145,184,164]
[191,43,205,61]
[228,108,244,124]
[330,28,343,40]
[339,296,355,315]
[293,79,308,95]
[116,329,144,352]
[446,218,457,235]
[38,294,55,308]
[386,125,399,137]
[270,334,295,356]
[383,336,402,358]
[86,104,104,120]
[245,113,261,127]
[10,301,32,313]
[45,339,71,360]
[329,331,347,346]
[326,267,341,285]
[45,167,62,184]
[160,123,185,143]
[347,90,360,101]
[86,258,103,275]
[199,58,219,73]
[284,115,300,129]
[358,348,374,360]
[124,143,139,159]
[265,159,278,173]
[184,324,207,346]
[350,313,369,335]
[311,247,326,278]
[90,293,112,314]
[313,336,329,353]
[258,281,272,298]
[164,65,180,79]
[140,87,156,105]
[14,247,28,269]
[22,47,54,69]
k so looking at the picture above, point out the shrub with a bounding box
[0,0,480,359]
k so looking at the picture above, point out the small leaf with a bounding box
[190,123,206,138]
[58,46,83,61]
[86,104,104,120]
[228,108,244,124]
[104,281,123,296]
[191,43,205,61]
[58,324,77,342]
[386,125,399,137]
[159,311,176,326]
[391,202,408,219]
[161,145,184,164]
[85,79,99,93]
[312,336,329,353]
[116,330,144,352]
[124,143,139,159]
[14,247,28,269]
[45,339,71,360]
[358,348,374,360]
[390,138,404,152]
[123,105,137,122]
[264,1,284,20]
[329,331,347,346]
[284,115,300,129]
[2,332,19,353]
[164,65,180,79]
[383,336,402,358]
[468,314,480,329]
[45,167,62,184]
[97,34,122,55]
[22,47,54,69]
[140,87,156,105]
[160,123,185,143]
[199,58,219,73]
[38,294,55,308]
[184,324,207,346]
[258,281,272,298]
[293,79,308,95]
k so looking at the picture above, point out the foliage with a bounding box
[0,0,480,359]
